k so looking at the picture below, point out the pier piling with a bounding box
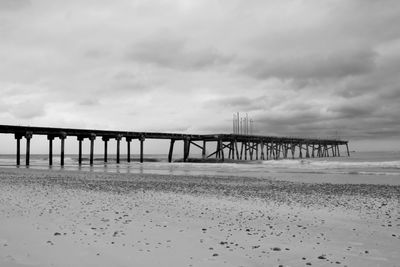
[202,141,206,159]
[25,132,32,166]
[48,135,54,166]
[77,136,84,165]
[183,138,191,162]
[102,137,109,163]
[126,138,131,163]
[89,134,96,165]
[14,134,22,166]
[60,133,66,166]
[116,135,122,164]
[139,135,145,163]
[168,139,175,163]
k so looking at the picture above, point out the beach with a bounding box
[0,167,399,267]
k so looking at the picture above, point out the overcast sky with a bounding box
[1,0,400,151]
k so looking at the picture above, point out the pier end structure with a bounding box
[0,124,349,166]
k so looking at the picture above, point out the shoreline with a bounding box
[1,167,399,266]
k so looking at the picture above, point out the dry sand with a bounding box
[0,167,399,267]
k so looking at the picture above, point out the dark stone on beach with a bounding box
[54,232,61,236]
[365,250,369,254]
[317,255,326,259]
[306,263,312,265]
[212,253,219,256]
[271,247,281,251]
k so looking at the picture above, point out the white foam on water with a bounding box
[261,159,400,170]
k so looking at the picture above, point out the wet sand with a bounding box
[1,167,399,267]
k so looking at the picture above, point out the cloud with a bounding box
[78,99,99,106]
[0,0,30,11]
[0,0,399,150]
[327,103,374,119]
[205,96,266,111]
[126,32,233,70]
[9,100,45,119]
[242,49,377,81]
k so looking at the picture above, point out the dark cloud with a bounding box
[0,0,30,11]
[250,94,400,140]
[126,32,233,70]
[205,96,264,111]
[9,101,45,119]
[78,99,99,106]
[327,103,374,119]
[241,49,377,81]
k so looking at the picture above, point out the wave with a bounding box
[261,159,400,169]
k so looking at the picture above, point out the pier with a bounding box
[0,125,349,166]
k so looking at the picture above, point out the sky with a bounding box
[0,0,400,152]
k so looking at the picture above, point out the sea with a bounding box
[0,151,399,185]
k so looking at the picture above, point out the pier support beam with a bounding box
[126,138,131,163]
[116,135,122,164]
[48,135,54,166]
[219,139,224,162]
[139,136,145,163]
[234,141,239,160]
[291,144,295,159]
[346,143,350,156]
[229,141,234,159]
[89,134,96,165]
[15,134,22,166]
[202,141,206,159]
[216,140,221,159]
[60,133,66,166]
[299,143,303,158]
[183,138,190,162]
[168,139,175,163]
[77,136,84,165]
[102,137,109,163]
[25,132,32,166]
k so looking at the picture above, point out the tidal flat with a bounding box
[1,167,399,267]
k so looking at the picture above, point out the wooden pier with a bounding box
[0,125,349,166]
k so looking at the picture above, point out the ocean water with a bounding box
[0,151,399,185]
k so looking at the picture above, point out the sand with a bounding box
[0,167,399,267]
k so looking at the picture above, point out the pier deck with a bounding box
[0,124,349,166]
